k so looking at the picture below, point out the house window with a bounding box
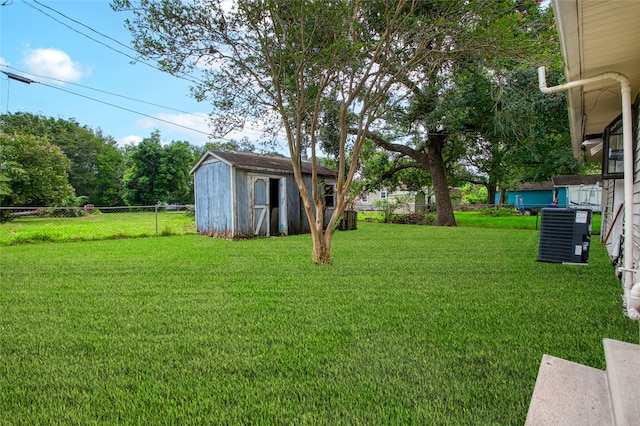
[324,184,335,208]
[380,191,387,199]
[602,114,624,179]
[361,192,368,202]
[603,98,639,179]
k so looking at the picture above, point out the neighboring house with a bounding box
[505,181,556,213]
[190,151,336,238]
[526,1,640,424]
[504,175,602,214]
[354,187,432,213]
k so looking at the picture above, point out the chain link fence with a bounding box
[0,204,195,246]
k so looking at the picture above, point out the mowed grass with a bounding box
[455,211,602,234]
[0,209,600,247]
[0,211,195,246]
[1,223,636,424]
[359,210,602,234]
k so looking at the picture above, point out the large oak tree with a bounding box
[350,0,562,225]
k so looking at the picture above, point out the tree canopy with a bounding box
[350,0,574,216]
[123,131,196,205]
[0,132,74,206]
[0,112,125,206]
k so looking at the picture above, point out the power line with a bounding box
[1,65,201,118]
[32,0,138,55]
[20,0,205,86]
[0,70,270,142]
[36,80,213,137]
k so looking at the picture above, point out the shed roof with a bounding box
[191,150,336,177]
[515,181,555,192]
[552,174,602,187]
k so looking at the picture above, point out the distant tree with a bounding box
[0,145,24,199]
[200,139,256,154]
[163,140,196,204]
[0,132,74,206]
[123,131,196,205]
[356,140,432,193]
[0,113,125,206]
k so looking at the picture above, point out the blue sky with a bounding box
[0,0,267,147]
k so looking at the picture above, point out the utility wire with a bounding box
[37,80,213,137]
[20,0,205,86]
[1,65,201,118]
[0,70,268,141]
[32,0,139,56]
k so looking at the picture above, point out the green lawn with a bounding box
[0,211,195,246]
[455,210,602,234]
[1,222,635,424]
[358,210,602,234]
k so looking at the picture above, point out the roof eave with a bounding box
[551,0,585,161]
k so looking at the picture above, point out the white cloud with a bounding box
[118,135,143,146]
[22,48,90,83]
[136,112,211,144]
[135,111,286,149]
[0,57,9,66]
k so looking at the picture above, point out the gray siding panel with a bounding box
[633,102,640,265]
[194,160,233,236]
[287,176,305,233]
[234,169,251,237]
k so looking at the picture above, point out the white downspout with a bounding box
[538,66,639,321]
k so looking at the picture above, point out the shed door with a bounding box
[251,176,269,236]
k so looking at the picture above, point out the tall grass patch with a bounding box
[0,211,195,246]
[0,223,635,424]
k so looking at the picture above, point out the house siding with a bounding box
[602,179,624,259]
[601,100,639,262]
[601,178,615,243]
[506,190,555,210]
[354,189,430,213]
[632,101,640,265]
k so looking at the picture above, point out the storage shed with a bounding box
[190,151,337,238]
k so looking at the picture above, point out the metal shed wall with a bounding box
[233,168,250,236]
[194,159,233,236]
[301,175,338,231]
[233,168,310,236]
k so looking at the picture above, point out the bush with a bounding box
[388,212,437,225]
[479,207,518,217]
[39,207,87,218]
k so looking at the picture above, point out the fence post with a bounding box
[155,202,159,236]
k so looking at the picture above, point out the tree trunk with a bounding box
[486,183,497,206]
[362,130,456,227]
[427,134,457,226]
[310,227,334,265]
[498,189,506,205]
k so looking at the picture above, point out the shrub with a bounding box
[479,207,518,217]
